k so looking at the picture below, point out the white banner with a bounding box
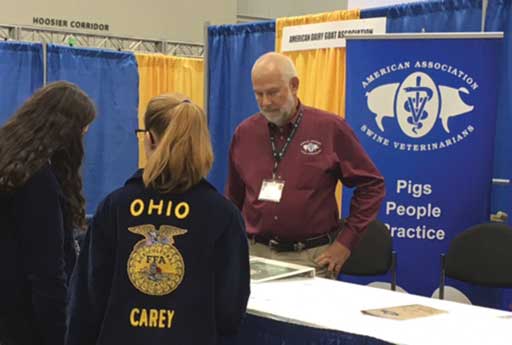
[281,17,386,52]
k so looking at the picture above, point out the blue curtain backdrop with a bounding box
[360,0,482,32]
[484,0,512,312]
[0,42,43,125]
[486,0,512,225]
[207,21,275,192]
[47,45,139,214]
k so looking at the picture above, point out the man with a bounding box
[226,52,385,277]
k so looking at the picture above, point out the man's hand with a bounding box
[315,241,351,278]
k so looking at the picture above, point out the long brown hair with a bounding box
[143,93,213,193]
[0,81,96,229]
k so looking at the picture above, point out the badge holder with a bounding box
[258,178,285,203]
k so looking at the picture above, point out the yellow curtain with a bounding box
[276,9,360,211]
[276,9,359,116]
[135,53,204,167]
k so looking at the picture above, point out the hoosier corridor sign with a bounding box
[344,34,502,299]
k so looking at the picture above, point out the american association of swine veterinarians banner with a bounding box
[343,34,501,302]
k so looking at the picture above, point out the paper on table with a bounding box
[361,304,447,320]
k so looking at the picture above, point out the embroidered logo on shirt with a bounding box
[300,140,322,155]
[127,224,187,296]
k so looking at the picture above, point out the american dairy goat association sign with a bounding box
[360,60,477,151]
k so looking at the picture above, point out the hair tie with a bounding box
[182,99,191,104]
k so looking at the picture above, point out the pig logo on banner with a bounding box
[365,70,475,141]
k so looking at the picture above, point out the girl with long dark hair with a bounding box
[0,81,96,345]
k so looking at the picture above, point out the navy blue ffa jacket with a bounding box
[0,165,76,345]
[66,170,250,345]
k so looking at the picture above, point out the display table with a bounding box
[226,277,510,345]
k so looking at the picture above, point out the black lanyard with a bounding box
[269,109,304,178]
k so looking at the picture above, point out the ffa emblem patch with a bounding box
[127,224,187,296]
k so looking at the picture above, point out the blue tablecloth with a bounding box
[220,314,392,345]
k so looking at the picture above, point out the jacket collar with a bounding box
[124,169,217,192]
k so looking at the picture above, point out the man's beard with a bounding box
[261,93,295,126]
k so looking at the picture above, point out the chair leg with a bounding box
[439,253,446,300]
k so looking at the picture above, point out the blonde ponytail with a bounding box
[142,94,213,193]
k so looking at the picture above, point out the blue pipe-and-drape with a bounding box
[361,0,482,32]
[207,21,275,192]
[486,0,512,225]
[47,44,139,214]
[0,42,43,125]
[483,0,512,312]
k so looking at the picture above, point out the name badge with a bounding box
[258,179,285,203]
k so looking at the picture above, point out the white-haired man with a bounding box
[226,52,385,277]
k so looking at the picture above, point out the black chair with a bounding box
[341,220,397,291]
[439,223,512,299]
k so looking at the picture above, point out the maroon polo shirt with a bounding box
[226,103,385,250]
